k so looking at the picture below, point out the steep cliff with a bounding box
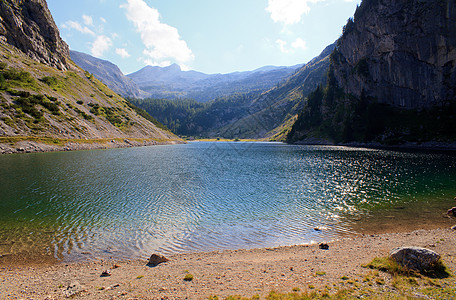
[287,0,456,145]
[0,0,70,71]
[333,0,456,109]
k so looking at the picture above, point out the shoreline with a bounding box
[1,226,455,299]
[2,137,456,155]
[293,138,456,152]
[0,137,185,154]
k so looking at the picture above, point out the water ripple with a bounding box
[0,143,455,261]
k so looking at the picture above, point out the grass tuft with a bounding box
[184,273,194,281]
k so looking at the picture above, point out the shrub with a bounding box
[183,274,194,281]
[40,76,59,88]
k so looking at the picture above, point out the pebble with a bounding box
[100,270,111,277]
[319,243,329,250]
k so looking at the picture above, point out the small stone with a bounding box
[112,264,121,269]
[447,207,456,217]
[147,253,169,266]
[390,247,440,271]
[100,270,111,277]
[314,227,321,231]
[63,281,84,298]
[319,243,329,250]
[451,225,456,230]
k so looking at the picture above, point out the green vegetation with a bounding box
[125,101,168,131]
[184,273,194,281]
[40,76,59,89]
[363,256,451,279]
[128,92,258,137]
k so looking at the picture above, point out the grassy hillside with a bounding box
[0,41,179,150]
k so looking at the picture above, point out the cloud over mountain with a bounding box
[121,0,194,68]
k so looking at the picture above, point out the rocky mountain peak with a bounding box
[0,0,70,70]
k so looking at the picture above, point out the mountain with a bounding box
[0,0,179,153]
[130,44,334,139]
[127,63,302,102]
[70,50,144,99]
[0,0,70,71]
[215,43,335,139]
[287,0,456,146]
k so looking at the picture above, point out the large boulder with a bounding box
[390,247,440,271]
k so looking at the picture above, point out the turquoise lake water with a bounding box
[0,142,455,262]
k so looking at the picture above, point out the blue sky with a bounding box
[47,0,361,75]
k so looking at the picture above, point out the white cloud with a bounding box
[116,48,131,58]
[62,20,95,35]
[292,37,307,50]
[266,0,323,25]
[91,35,112,57]
[144,59,172,68]
[100,17,107,23]
[276,39,289,53]
[82,15,93,26]
[121,0,194,67]
[276,38,307,53]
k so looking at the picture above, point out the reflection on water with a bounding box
[0,142,455,262]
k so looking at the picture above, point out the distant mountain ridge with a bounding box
[127,63,302,102]
[130,44,335,139]
[69,50,304,103]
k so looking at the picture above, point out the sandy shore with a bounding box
[1,227,455,299]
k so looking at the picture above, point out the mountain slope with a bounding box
[131,44,334,139]
[0,0,179,153]
[215,43,335,139]
[287,0,456,146]
[70,50,144,99]
[128,63,301,102]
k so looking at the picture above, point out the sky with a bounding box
[47,0,361,75]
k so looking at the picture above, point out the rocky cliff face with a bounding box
[287,0,456,145]
[0,0,70,70]
[333,0,456,108]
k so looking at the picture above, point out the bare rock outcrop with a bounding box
[333,0,456,109]
[0,0,70,70]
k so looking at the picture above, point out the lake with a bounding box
[0,142,455,262]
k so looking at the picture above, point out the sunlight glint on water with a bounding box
[0,142,455,261]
